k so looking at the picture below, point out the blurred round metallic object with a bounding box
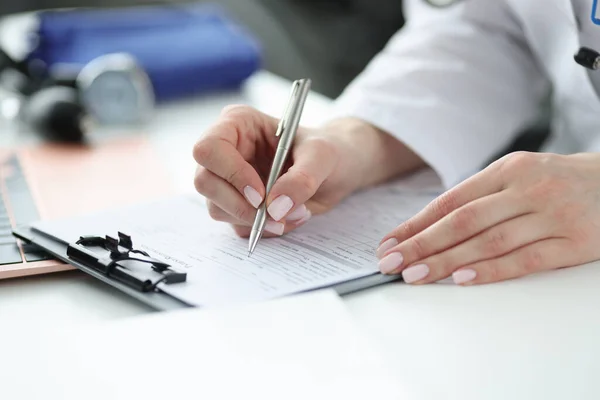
[77,53,155,126]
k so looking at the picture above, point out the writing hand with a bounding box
[193,107,400,237]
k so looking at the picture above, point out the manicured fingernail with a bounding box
[378,252,404,274]
[453,269,477,285]
[267,195,294,221]
[243,186,263,209]
[265,220,285,236]
[295,210,312,225]
[402,264,429,283]
[376,238,398,259]
[286,204,308,221]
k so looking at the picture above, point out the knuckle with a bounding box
[505,151,534,167]
[482,229,508,256]
[220,106,256,132]
[193,139,215,165]
[537,152,560,167]
[225,167,243,186]
[232,205,252,222]
[486,262,501,282]
[521,249,544,273]
[409,236,428,260]
[431,191,459,218]
[430,256,455,278]
[450,206,478,233]
[294,169,319,196]
[398,220,416,240]
[499,151,536,176]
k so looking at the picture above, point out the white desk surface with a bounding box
[2,71,600,399]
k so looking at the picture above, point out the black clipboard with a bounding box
[13,226,191,310]
[13,226,403,311]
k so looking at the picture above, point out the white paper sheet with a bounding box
[1,290,415,400]
[33,170,441,306]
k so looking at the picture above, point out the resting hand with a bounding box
[377,152,600,285]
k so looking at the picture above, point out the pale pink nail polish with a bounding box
[378,253,404,274]
[402,264,429,283]
[243,186,263,209]
[286,204,308,221]
[267,195,294,221]
[453,269,477,285]
[376,238,398,259]
[265,220,285,236]
[294,210,312,225]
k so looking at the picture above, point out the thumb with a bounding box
[266,136,338,221]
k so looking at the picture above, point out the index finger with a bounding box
[193,107,278,208]
[378,164,504,252]
[193,136,265,205]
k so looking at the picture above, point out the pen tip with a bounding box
[247,251,252,258]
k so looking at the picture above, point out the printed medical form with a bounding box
[33,171,441,306]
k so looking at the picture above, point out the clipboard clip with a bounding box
[66,232,186,292]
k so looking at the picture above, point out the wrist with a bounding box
[321,118,425,189]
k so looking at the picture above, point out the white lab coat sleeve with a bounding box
[330,0,550,188]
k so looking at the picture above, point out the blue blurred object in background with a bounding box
[27,4,262,102]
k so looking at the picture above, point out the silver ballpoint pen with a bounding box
[247,78,311,257]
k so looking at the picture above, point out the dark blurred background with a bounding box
[0,0,404,99]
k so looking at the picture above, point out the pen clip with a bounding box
[275,80,301,137]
